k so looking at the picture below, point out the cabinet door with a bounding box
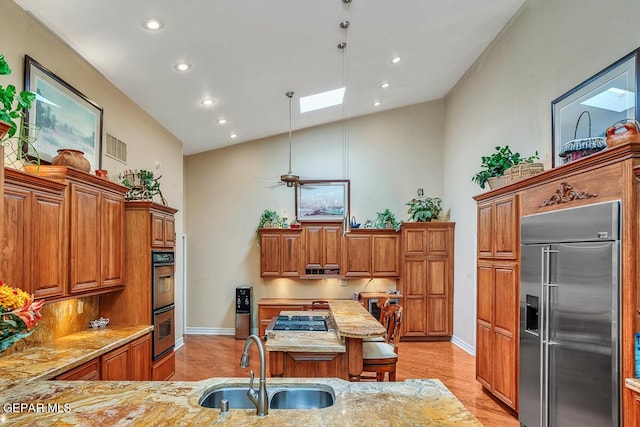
[1,187,30,294]
[129,334,152,380]
[372,234,399,277]
[426,257,450,336]
[403,258,427,336]
[403,227,427,256]
[477,201,494,258]
[322,225,341,270]
[343,234,371,277]
[260,234,281,277]
[493,196,518,259]
[69,184,101,293]
[101,344,130,380]
[101,192,125,288]
[303,226,323,269]
[163,215,175,247]
[151,212,166,247]
[31,190,66,298]
[476,323,493,389]
[280,233,302,277]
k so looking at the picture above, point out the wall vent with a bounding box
[105,133,127,163]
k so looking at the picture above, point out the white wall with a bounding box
[1,0,186,342]
[184,100,444,331]
[444,0,640,350]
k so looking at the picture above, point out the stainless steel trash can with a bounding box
[235,286,252,339]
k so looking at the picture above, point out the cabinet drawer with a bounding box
[55,359,100,380]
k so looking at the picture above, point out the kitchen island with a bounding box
[265,300,386,381]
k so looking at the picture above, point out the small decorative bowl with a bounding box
[89,317,110,328]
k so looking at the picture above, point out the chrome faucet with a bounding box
[240,334,268,416]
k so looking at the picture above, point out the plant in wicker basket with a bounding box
[472,145,539,190]
[406,188,442,222]
[256,209,284,245]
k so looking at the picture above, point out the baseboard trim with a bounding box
[451,335,475,356]
[174,337,185,350]
[184,327,259,336]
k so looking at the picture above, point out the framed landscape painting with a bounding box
[295,180,350,222]
[24,55,103,171]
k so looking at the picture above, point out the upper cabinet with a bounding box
[477,195,518,259]
[343,229,400,278]
[260,229,303,277]
[302,223,341,275]
[1,166,129,301]
[152,210,176,248]
[66,170,127,294]
[1,169,67,299]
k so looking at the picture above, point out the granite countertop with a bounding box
[0,324,153,384]
[328,300,386,338]
[1,377,482,426]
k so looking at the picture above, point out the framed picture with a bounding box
[295,180,350,222]
[551,48,639,167]
[24,55,103,171]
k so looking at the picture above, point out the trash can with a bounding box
[235,286,252,339]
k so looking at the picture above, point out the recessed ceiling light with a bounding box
[229,133,238,139]
[201,98,216,106]
[142,19,164,31]
[391,56,401,64]
[300,87,345,113]
[373,101,381,106]
[175,62,191,72]
[217,118,227,124]
[380,82,390,89]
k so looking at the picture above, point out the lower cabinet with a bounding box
[152,350,175,381]
[53,333,152,381]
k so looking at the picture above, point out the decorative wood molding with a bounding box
[539,182,598,207]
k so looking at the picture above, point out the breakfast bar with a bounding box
[265,300,386,381]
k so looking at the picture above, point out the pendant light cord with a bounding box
[287,91,294,174]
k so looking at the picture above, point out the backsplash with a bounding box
[0,296,99,356]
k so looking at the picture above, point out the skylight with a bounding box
[581,87,635,112]
[300,87,345,113]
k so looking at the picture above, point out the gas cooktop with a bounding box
[267,314,335,332]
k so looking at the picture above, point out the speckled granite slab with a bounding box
[0,325,153,383]
[0,377,482,426]
[328,300,386,338]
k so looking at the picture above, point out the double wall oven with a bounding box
[152,250,175,360]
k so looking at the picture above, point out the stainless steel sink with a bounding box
[269,387,334,409]
[199,386,255,409]
[199,384,335,410]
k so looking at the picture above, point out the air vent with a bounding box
[105,133,127,163]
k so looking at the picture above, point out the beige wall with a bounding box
[443,0,640,350]
[184,100,444,331]
[1,0,186,342]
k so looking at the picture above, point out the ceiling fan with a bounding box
[280,91,300,187]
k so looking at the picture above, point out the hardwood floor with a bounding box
[173,335,519,426]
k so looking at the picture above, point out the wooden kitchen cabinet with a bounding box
[260,229,302,277]
[101,333,152,381]
[475,260,518,408]
[152,211,176,248]
[474,192,519,411]
[302,223,341,274]
[397,222,454,339]
[1,169,67,299]
[66,170,127,294]
[343,229,400,278]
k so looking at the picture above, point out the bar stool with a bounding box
[361,304,403,381]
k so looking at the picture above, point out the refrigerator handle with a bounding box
[540,246,547,427]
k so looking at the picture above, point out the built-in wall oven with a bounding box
[152,250,175,360]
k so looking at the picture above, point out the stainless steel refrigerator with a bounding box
[519,201,620,427]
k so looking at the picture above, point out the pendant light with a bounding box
[280,91,299,187]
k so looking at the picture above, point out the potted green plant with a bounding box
[406,188,442,222]
[256,209,283,244]
[472,145,539,190]
[0,54,36,140]
[374,209,401,230]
